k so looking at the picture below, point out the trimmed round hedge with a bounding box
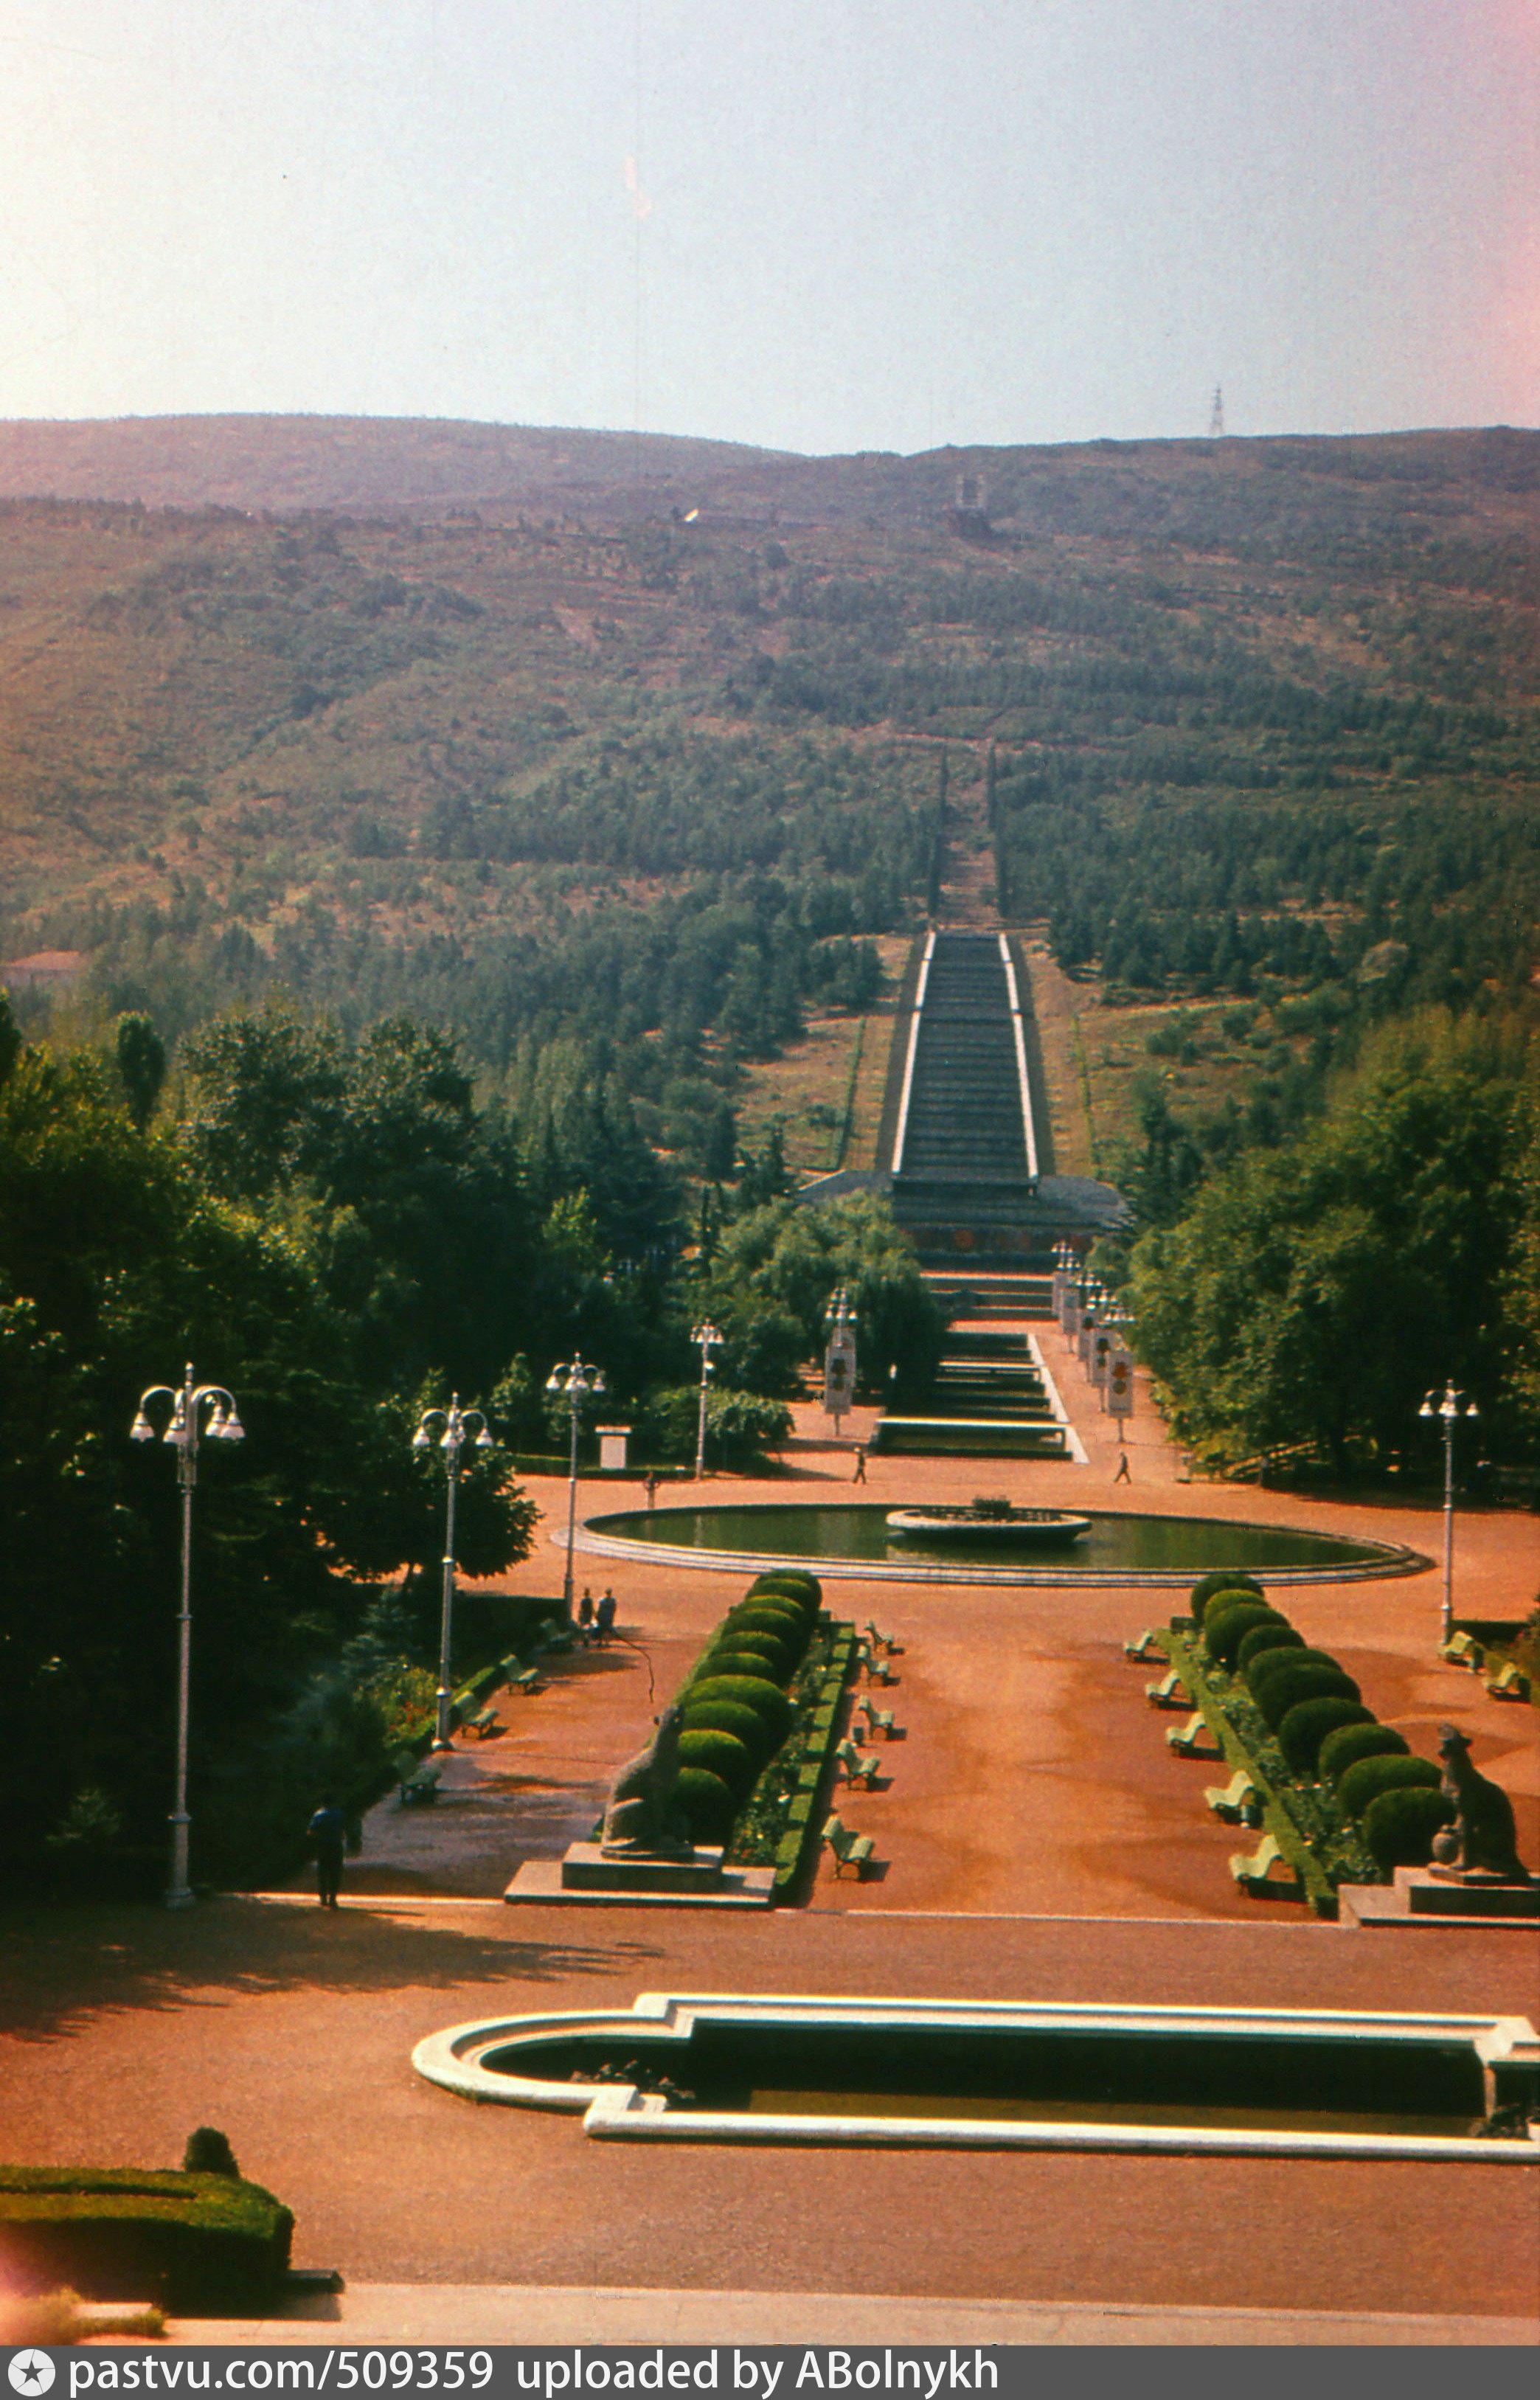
[1205,1603,1280,1669]
[704,1645,787,1684]
[749,1571,822,1612]
[1255,1662,1359,1730]
[1246,1645,1344,1695]
[1336,1751,1440,1825]
[1190,1570,1263,1623]
[1318,1722,1409,1783]
[724,1611,806,1665]
[729,1602,806,1640]
[679,1697,770,1763]
[1277,1696,1373,1777]
[1363,1785,1454,1875]
[1235,1622,1303,1675]
[676,1727,755,1797]
[687,1674,794,1745]
[675,1766,736,1843]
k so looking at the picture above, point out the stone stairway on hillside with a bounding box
[871,1329,1069,1460]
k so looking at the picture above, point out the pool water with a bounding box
[584,1501,1421,1583]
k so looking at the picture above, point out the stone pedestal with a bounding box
[1339,1865,1539,1929]
[561,1842,726,1893]
[504,1841,775,1909]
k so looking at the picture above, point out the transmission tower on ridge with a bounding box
[1208,385,1226,439]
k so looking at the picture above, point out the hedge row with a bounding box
[1193,1577,1449,1875]
[0,2165,293,2308]
[673,1571,825,1846]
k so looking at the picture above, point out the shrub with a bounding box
[674,1766,737,1843]
[181,2129,239,2179]
[1235,1622,1303,1675]
[1246,1645,1344,1693]
[679,1698,770,1763]
[1277,1697,1374,1778]
[1190,1570,1263,1623]
[1318,1722,1408,1783]
[1336,1752,1440,1825]
[729,1600,805,1637]
[1363,1785,1454,1875]
[722,1611,805,1664]
[1255,1663,1359,1730]
[702,1645,786,1685]
[0,2167,293,2308]
[676,1727,755,1797]
[749,1571,822,1612]
[687,1675,794,1745]
[1205,1603,1279,1669]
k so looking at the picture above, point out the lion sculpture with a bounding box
[1432,1724,1531,1882]
[600,1702,695,1857]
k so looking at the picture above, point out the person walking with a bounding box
[308,1797,347,1910]
[1112,1449,1131,1485]
[596,1588,617,1644]
[852,1444,867,1485]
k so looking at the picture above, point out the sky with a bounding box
[1,0,1536,457]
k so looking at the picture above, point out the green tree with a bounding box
[1129,1013,1536,1468]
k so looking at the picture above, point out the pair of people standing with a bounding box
[576,1588,618,1645]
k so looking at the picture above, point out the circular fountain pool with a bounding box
[572,1501,1428,1586]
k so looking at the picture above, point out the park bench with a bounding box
[1204,1768,1259,1823]
[864,1619,903,1656]
[536,1624,577,1656]
[1229,1831,1303,1899]
[1485,1662,1531,1702]
[465,1704,502,1739]
[1439,1631,1482,1669]
[1123,1628,1162,1661]
[1165,1711,1221,1758]
[822,1814,876,1877]
[857,1645,898,1687]
[1145,1668,1191,1709]
[507,1666,544,1696]
[393,1751,440,1806]
[858,1697,900,1739]
[834,1736,882,1789]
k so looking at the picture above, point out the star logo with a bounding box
[9,2355,56,2397]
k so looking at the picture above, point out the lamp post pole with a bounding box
[412,1397,494,1749]
[130,1364,244,1909]
[691,1319,724,1481]
[546,1357,605,1619]
[1420,1384,1477,1643]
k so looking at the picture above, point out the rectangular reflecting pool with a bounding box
[414,1995,1540,2163]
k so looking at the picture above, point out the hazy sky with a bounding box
[1,0,1535,454]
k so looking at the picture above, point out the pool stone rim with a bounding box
[567,1500,1432,1586]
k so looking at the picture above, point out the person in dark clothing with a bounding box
[577,1589,594,1645]
[595,1589,617,1644]
[852,1445,867,1484]
[308,1800,347,1908]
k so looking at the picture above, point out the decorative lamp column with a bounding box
[822,1284,859,1437]
[1419,1384,1477,1643]
[546,1357,606,1619]
[690,1319,725,1481]
[129,1364,245,1908]
[412,1396,494,1749]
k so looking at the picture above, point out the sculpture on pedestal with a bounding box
[601,1702,695,1857]
[1432,1724,1531,1881]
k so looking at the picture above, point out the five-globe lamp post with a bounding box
[546,1356,606,1619]
[1420,1383,1478,1643]
[690,1318,725,1481]
[412,1396,494,1750]
[129,1364,244,1909]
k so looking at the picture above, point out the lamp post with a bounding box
[1419,1384,1477,1643]
[690,1319,725,1480]
[130,1364,244,1909]
[546,1356,606,1618]
[822,1283,859,1436]
[412,1396,493,1750]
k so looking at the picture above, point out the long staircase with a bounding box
[872,1328,1069,1460]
